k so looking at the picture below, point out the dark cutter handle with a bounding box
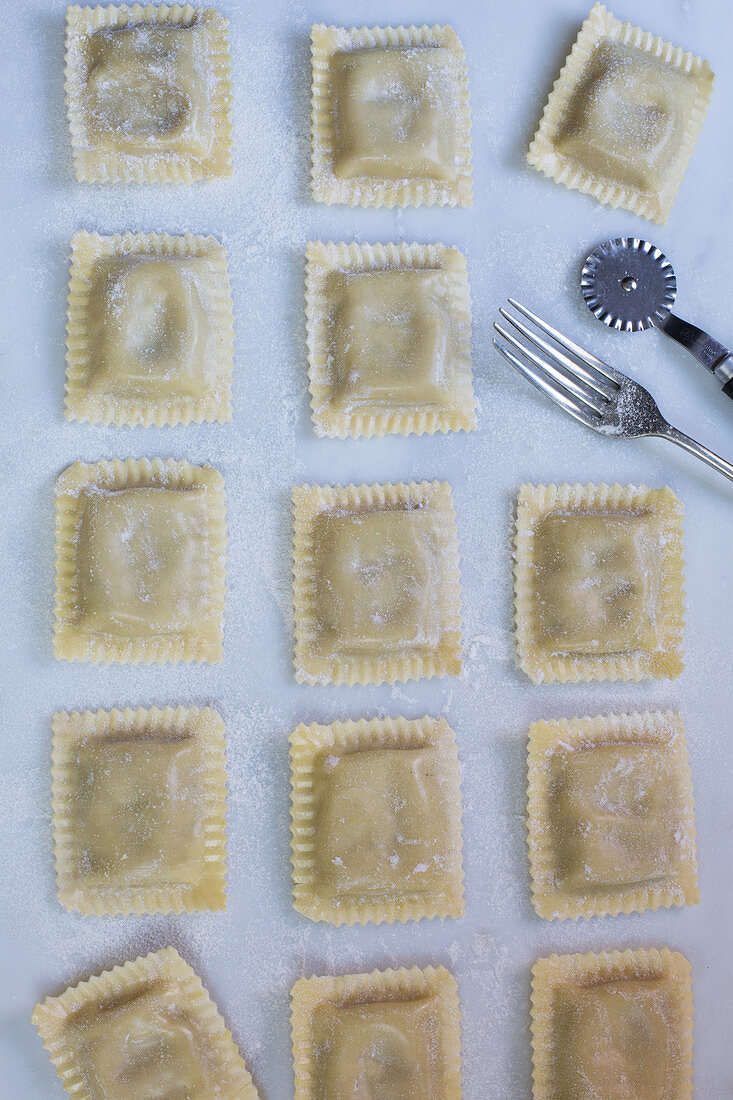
[657,312,733,400]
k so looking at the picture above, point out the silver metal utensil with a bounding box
[581,237,733,400]
[493,298,733,484]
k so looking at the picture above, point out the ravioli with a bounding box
[292,481,463,685]
[54,459,227,663]
[527,2,713,223]
[52,706,227,915]
[527,710,698,919]
[66,231,234,426]
[65,4,233,183]
[514,483,684,682]
[291,966,462,1099]
[311,23,472,207]
[32,948,259,1099]
[531,948,693,1100]
[290,716,464,924]
[306,241,474,437]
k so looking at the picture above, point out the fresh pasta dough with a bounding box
[65,4,233,183]
[306,242,475,438]
[514,483,684,682]
[311,24,472,207]
[531,948,693,1100]
[527,2,713,224]
[292,481,463,685]
[66,232,234,426]
[290,716,464,924]
[527,711,698,919]
[54,459,227,664]
[291,966,463,1099]
[52,707,227,916]
[32,948,259,1099]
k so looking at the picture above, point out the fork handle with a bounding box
[657,312,733,399]
[658,425,733,483]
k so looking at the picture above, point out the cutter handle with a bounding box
[657,312,733,400]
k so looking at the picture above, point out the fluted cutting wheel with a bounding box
[581,237,677,332]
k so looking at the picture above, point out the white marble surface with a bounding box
[1,0,733,1095]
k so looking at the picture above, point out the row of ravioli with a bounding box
[64,233,473,437]
[291,10,477,1100]
[33,941,694,1099]
[65,5,713,225]
[49,13,241,1100]
[53,463,684,684]
[47,703,698,925]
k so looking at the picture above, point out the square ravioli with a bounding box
[311,24,472,207]
[527,3,714,224]
[54,458,227,663]
[527,711,698,920]
[290,716,464,925]
[66,231,234,426]
[52,706,227,915]
[65,4,233,183]
[32,947,260,1100]
[514,483,684,683]
[291,966,462,1100]
[292,481,463,685]
[306,242,475,438]
[531,948,693,1100]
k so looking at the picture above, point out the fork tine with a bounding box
[494,322,605,416]
[492,338,598,428]
[498,307,614,401]
[507,297,622,385]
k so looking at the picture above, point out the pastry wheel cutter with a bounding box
[581,237,733,401]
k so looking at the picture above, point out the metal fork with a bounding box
[493,298,733,484]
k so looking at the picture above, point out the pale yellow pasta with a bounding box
[66,231,234,426]
[311,24,472,207]
[65,4,233,183]
[54,458,227,664]
[52,706,227,916]
[306,242,475,438]
[291,966,462,1099]
[292,481,463,685]
[514,483,684,682]
[290,716,464,925]
[531,948,693,1100]
[527,711,698,920]
[32,948,259,1100]
[527,2,713,224]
